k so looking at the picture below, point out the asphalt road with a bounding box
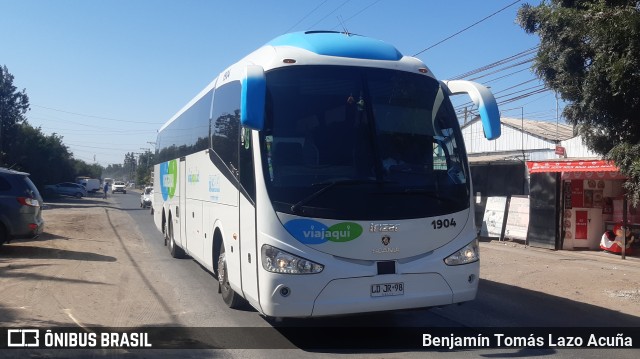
[1,190,638,358]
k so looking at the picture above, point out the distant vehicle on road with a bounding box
[112,181,127,194]
[0,167,45,246]
[76,177,101,193]
[44,182,88,198]
[140,187,153,209]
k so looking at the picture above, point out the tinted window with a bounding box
[156,89,214,163]
[210,81,240,172]
[23,177,41,199]
[0,177,11,191]
[260,66,469,220]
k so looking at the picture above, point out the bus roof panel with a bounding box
[267,31,403,61]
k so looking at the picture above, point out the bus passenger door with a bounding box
[238,128,259,307]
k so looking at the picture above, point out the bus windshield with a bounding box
[260,66,469,220]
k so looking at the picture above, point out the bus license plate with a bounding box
[371,282,404,297]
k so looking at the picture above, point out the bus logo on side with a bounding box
[160,160,177,201]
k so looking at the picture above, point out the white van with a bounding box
[76,178,101,193]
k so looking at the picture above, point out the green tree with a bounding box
[103,163,125,180]
[73,159,103,180]
[0,65,106,189]
[9,124,75,187]
[124,152,137,182]
[517,0,640,205]
[135,150,154,187]
[0,65,30,165]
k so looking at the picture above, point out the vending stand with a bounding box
[526,159,639,253]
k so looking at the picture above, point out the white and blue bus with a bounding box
[153,31,500,318]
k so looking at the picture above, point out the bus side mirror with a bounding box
[241,65,266,130]
[442,80,501,140]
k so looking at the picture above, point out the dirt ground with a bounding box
[1,198,639,327]
[480,238,640,318]
[0,197,182,328]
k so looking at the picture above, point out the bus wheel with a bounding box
[167,219,186,259]
[217,245,242,308]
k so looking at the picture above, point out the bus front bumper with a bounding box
[259,270,478,318]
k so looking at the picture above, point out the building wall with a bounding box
[463,121,557,154]
[462,119,598,161]
[561,135,599,158]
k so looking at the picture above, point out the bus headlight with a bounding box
[261,245,324,274]
[444,239,479,266]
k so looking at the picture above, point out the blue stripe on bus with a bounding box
[268,31,403,61]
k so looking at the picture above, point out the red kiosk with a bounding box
[526,159,639,255]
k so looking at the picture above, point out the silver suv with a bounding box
[0,168,45,246]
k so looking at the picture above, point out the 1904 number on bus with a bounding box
[431,218,457,229]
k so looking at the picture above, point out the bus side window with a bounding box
[211,81,241,174]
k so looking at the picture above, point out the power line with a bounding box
[453,80,544,112]
[491,78,540,95]
[27,115,115,131]
[329,0,385,31]
[452,47,537,80]
[499,87,550,105]
[65,142,144,151]
[468,58,535,81]
[31,104,164,125]
[412,0,522,56]
[35,125,156,135]
[494,84,546,101]
[284,0,331,33]
[447,45,547,119]
[483,67,531,84]
[308,0,352,29]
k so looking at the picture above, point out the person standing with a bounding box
[103,182,109,199]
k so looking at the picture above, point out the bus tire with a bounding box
[167,217,186,259]
[162,215,168,246]
[212,231,222,278]
[217,244,242,308]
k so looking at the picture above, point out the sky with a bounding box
[1,0,557,167]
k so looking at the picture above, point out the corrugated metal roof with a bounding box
[468,154,524,163]
[499,117,575,141]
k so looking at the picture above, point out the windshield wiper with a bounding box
[290,179,390,214]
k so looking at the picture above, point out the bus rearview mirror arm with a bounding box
[241,65,267,130]
[442,80,501,140]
